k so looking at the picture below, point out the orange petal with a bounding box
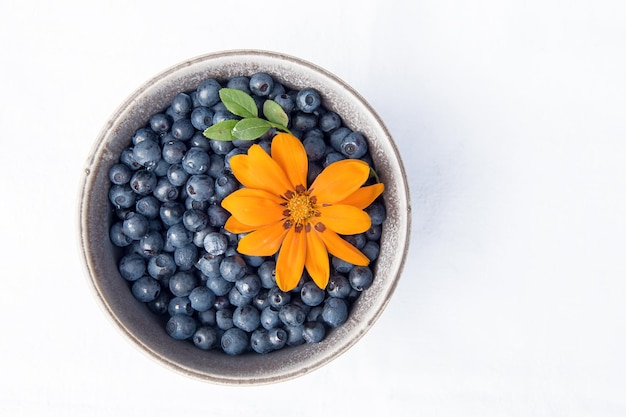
[309,159,370,204]
[224,216,257,234]
[230,145,294,196]
[237,222,289,256]
[275,228,306,292]
[221,188,286,227]
[316,226,369,266]
[271,133,308,190]
[304,227,330,289]
[336,183,385,209]
[318,204,371,235]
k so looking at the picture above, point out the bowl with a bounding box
[78,49,411,385]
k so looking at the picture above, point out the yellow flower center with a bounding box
[283,185,319,231]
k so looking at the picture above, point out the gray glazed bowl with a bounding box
[78,50,411,385]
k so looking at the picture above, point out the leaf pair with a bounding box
[203,88,291,141]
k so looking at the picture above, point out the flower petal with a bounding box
[221,188,286,227]
[230,145,294,196]
[237,222,289,256]
[224,216,257,234]
[271,133,308,190]
[305,228,330,289]
[317,204,371,235]
[275,228,306,292]
[309,159,370,204]
[335,183,385,209]
[316,226,369,266]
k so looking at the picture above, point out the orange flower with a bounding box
[221,133,384,291]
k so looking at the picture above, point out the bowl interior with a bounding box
[79,50,411,384]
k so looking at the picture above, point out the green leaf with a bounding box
[263,100,289,128]
[203,120,238,141]
[219,88,258,119]
[232,118,272,140]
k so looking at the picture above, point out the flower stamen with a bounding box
[285,187,317,227]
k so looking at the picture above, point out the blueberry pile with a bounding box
[107,73,386,355]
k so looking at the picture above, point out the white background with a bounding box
[1,0,625,416]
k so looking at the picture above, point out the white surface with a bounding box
[1,0,625,416]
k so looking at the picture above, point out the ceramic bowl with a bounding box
[78,50,411,385]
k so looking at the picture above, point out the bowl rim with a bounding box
[78,49,411,385]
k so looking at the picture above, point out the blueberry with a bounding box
[189,131,211,152]
[152,158,170,177]
[196,79,222,107]
[161,139,187,164]
[205,273,234,296]
[146,291,170,315]
[214,171,239,201]
[365,224,382,241]
[166,163,189,187]
[130,169,157,196]
[207,204,229,227]
[171,118,195,141]
[131,276,161,302]
[226,76,251,93]
[206,153,226,178]
[216,309,234,330]
[331,256,354,274]
[195,252,223,278]
[300,281,326,306]
[132,139,161,169]
[166,223,193,248]
[108,163,132,185]
[307,306,324,323]
[221,327,248,355]
[120,146,141,171]
[303,132,326,162]
[168,296,193,316]
[185,197,210,212]
[189,286,216,312]
[365,201,386,226]
[329,126,351,151]
[250,329,273,354]
[252,289,270,310]
[166,314,196,340]
[209,138,234,156]
[138,230,164,256]
[182,209,209,232]
[268,82,285,99]
[284,324,305,346]
[249,72,274,97]
[233,305,261,332]
[291,112,318,131]
[159,201,185,226]
[147,253,176,280]
[110,221,132,247]
[170,92,192,117]
[267,287,291,308]
[197,309,216,326]
[323,151,345,167]
[349,265,374,291]
[327,274,352,298]
[174,243,198,270]
[118,253,146,281]
[322,297,349,328]
[212,109,238,125]
[132,127,158,145]
[258,261,276,288]
[339,131,368,159]
[219,255,247,282]
[296,88,321,113]
[169,271,198,297]
[185,174,214,201]
[273,93,295,114]
[344,233,367,250]
[182,147,210,175]
[149,113,172,135]
[235,274,261,298]
[260,306,281,330]
[203,232,229,256]
[109,184,136,209]
[228,287,252,307]
[302,321,326,343]
[122,212,149,240]
[152,178,179,203]
[193,326,218,350]
[319,111,342,132]
[267,328,287,350]
[190,106,214,131]
[361,241,380,262]
[279,303,306,326]
[135,196,160,219]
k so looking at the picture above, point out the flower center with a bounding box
[284,185,318,229]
